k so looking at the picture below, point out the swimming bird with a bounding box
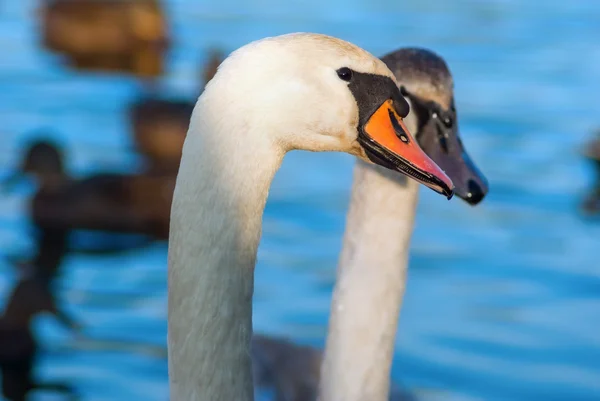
[581,131,600,215]
[2,139,174,242]
[40,0,170,78]
[0,266,79,401]
[167,33,453,401]
[128,50,225,173]
[245,48,488,401]
[319,47,488,401]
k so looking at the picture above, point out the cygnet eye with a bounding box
[336,67,353,82]
[442,115,454,128]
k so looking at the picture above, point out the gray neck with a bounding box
[167,99,283,401]
[319,159,419,401]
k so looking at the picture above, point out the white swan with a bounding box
[247,48,488,401]
[319,48,488,401]
[167,33,454,401]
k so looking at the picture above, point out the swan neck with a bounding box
[320,159,419,401]
[167,97,283,401]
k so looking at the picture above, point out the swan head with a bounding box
[201,33,454,199]
[382,47,488,205]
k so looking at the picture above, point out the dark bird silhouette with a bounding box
[3,138,175,242]
[0,266,79,401]
[128,50,224,173]
[582,131,600,215]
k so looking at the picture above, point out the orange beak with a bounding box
[358,99,454,199]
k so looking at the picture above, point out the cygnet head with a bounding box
[382,47,488,205]
[198,33,454,199]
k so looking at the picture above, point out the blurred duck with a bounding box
[40,0,170,78]
[3,139,175,240]
[581,131,600,214]
[128,50,225,172]
[0,265,78,401]
[241,48,489,401]
[128,98,194,173]
[5,226,69,282]
[167,33,456,401]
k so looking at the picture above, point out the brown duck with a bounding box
[3,139,174,240]
[128,49,224,172]
[0,265,79,401]
[39,0,170,78]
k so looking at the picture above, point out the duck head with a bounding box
[2,139,65,192]
[206,33,454,199]
[382,48,488,205]
[201,49,225,89]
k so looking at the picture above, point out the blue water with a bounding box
[1,0,600,400]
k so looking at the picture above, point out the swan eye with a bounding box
[336,67,353,82]
[442,115,453,128]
